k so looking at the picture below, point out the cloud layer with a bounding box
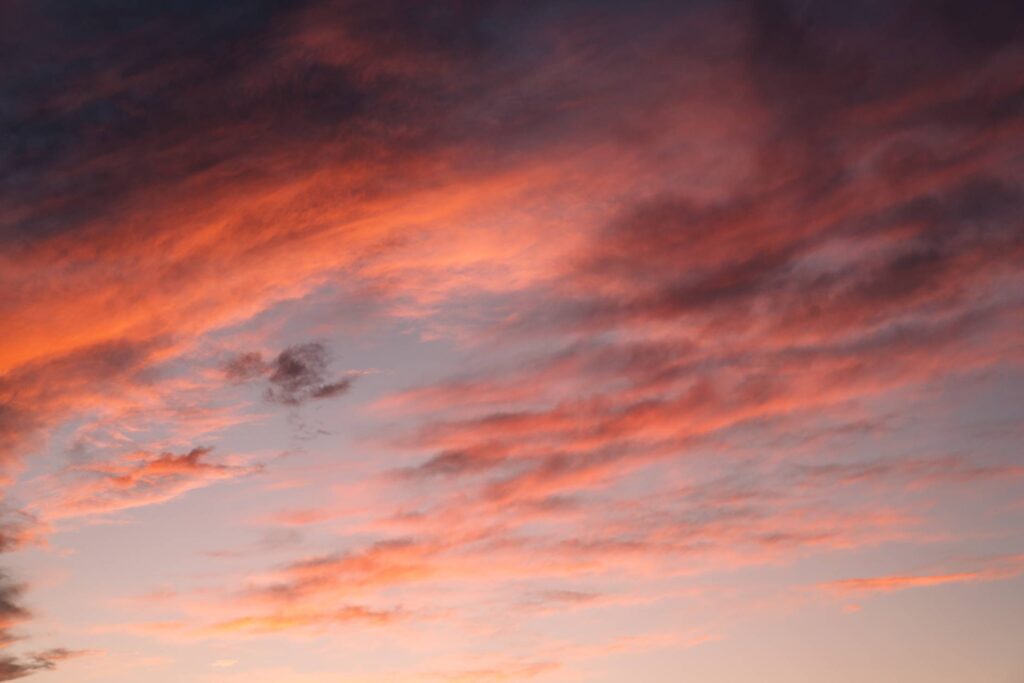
[1,1,1023,681]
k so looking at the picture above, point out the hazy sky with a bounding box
[2,1,1023,681]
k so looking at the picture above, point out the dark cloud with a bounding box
[0,507,70,680]
[563,6,1024,340]
[1,0,306,244]
[0,0,711,254]
[225,343,353,406]
[265,344,346,406]
[588,173,1023,338]
[0,648,80,682]
[309,379,354,401]
[0,569,81,680]
[924,0,1024,55]
[0,0,442,248]
[223,352,269,383]
[0,571,30,635]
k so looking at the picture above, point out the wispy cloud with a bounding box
[34,447,261,521]
[822,555,1024,596]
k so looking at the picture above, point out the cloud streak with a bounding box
[822,555,1024,596]
[34,447,261,521]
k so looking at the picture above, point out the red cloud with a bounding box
[35,447,261,521]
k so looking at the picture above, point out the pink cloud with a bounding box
[34,447,261,521]
[822,555,1024,596]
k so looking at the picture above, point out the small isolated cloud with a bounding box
[224,343,353,406]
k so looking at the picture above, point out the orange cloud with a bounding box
[207,605,403,636]
[33,447,261,521]
[822,555,1024,596]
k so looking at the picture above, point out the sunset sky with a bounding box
[2,1,1023,681]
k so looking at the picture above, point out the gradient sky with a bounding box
[2,1,1024,681]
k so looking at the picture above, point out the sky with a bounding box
[1,0,1023,681]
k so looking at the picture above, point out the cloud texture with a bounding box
[1,1,1022,681]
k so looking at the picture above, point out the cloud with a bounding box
[821,554,1024,596]
[154,8,1024,671]
[0,338,170,472]
[0,511,36,555]
[791,455,1024,490]
[347,6,1024,623]
[0,567,84,681]
[223,353,269,383]
[178,488,912,643]
[207,604,404,636]
[224,343,353,407]
[36,447,261,521]
[428,660,559,683]
[0,571,30,644]
[0,513,75,680]
[0,648,83,682]
[1,0,1022,678]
